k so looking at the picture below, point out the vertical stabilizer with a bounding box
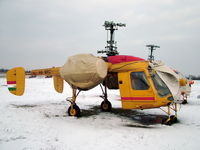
[6,67,25,96]
[53,75,64,93]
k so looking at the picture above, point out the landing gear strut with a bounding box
[100,83,112,112]
[161,103,178,125]
[181,92,188,104]
[67,88,81,117]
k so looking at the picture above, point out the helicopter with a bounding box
[6,21,187,125]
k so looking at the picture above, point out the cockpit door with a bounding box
[129,71,155,99]
[118,70,155,109]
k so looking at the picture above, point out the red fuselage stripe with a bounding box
[121,97,155,100]
[7,81,16,84]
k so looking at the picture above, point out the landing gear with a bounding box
[170,115,178,123]
[162,115,177,125]
[66,82,112,117]
[181,92,188,104]
[182,100,188,104]
[67,88,81,117]
[100,83,112,112]
[161,103,178,125]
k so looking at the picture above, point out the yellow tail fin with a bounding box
[6,67,25,96]
[53,75,64,93]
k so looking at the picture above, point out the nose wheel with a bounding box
[161,103,178,125]
[162,115,178,125]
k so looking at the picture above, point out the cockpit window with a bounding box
[130,72,150,90]
[151,72,171,97]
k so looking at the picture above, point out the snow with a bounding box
[0,78,200,150]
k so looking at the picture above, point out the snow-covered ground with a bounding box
[0,78,200,150]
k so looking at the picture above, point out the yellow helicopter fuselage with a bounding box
[108,60,172,109]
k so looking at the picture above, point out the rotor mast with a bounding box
[98,21,126,56]
[146,44,160,62]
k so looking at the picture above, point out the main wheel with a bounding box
[68,104,81,117]
[101,100,112,112]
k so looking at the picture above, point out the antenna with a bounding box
[98,21,126,56]
[146,44,160,62]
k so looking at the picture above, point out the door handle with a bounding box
[119,81,123,84]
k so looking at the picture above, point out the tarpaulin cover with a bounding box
[150,61,182,103]
[60,54,107,90]
[108,55,145,64]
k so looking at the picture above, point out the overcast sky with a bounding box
[0,0,199,75]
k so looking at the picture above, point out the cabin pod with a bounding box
[60,54,108,90]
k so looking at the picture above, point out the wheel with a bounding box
[68,104,81,117]
[182,100,188,104]
[170,115,178,123]
[101,100,112,112]
[162,118,172,126]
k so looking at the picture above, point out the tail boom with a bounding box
[30,67,61,76]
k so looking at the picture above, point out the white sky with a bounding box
[0,0,200,75]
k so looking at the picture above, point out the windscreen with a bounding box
[151,72,172,97]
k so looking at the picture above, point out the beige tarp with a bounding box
[150,61,183,103]
[60,54,107,90]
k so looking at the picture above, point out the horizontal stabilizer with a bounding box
[6,67,25,96]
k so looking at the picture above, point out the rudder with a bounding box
[6,67,25,96]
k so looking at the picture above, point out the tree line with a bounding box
[1,68,200,80]
[0,68,30,74]
[186,75,200,80]
[0,68,8,73]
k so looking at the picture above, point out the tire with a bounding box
[182,100,188,104]
[68,104,81,117]
[170,115,178,123]
[162,118,172,126]
[101,100,112,112]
